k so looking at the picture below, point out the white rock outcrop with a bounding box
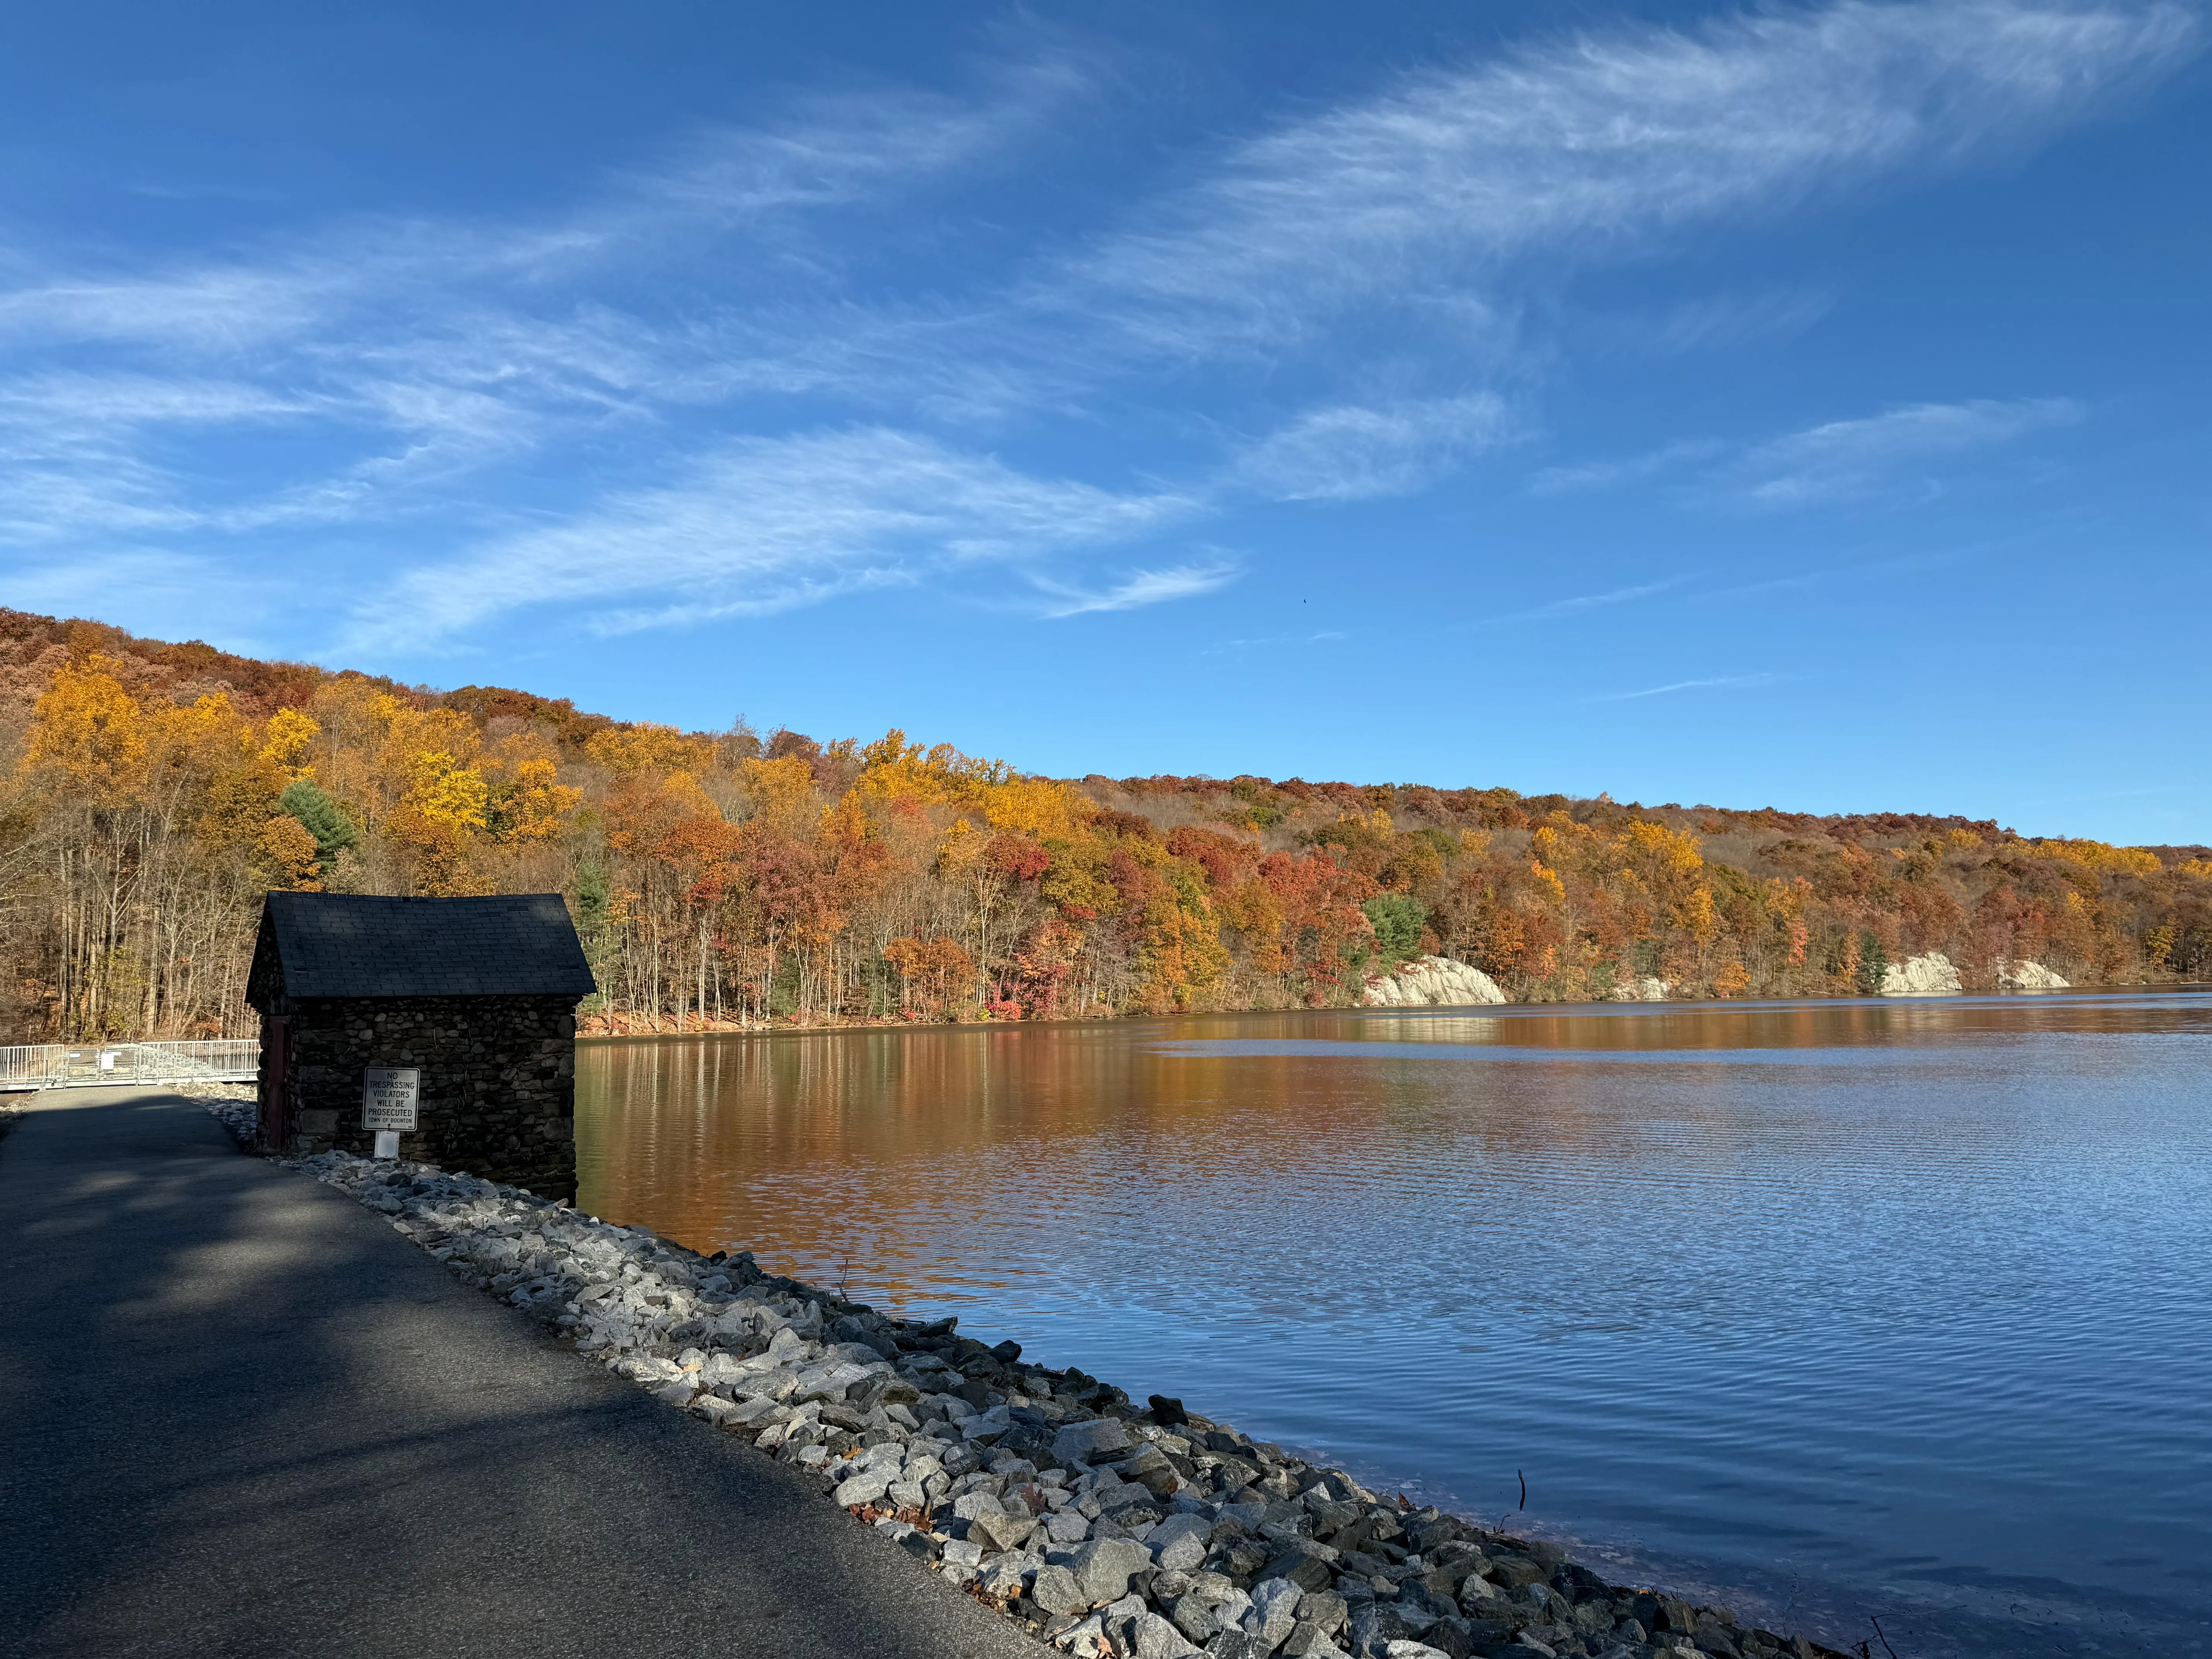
[1997,959,2071,990]
[1624,977,1671,1002]
[1363,955,1508,1006]
[1879,951,1963,996]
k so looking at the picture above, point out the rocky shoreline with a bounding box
[196,1094,1848,1659]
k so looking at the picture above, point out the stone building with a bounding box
[246,891,598,1198]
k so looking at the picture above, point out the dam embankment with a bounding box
[174,1089,1846,1659]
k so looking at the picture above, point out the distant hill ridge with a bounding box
[1,606,2204,1042]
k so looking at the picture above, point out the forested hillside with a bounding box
[2,607,2205,1042]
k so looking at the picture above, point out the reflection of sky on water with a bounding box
[577,991,2212,1658]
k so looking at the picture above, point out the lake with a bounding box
[575,991,2212,1658]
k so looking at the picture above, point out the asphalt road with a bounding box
[0,1088,1040,1659]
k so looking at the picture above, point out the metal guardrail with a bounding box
[0,1039,260,1091]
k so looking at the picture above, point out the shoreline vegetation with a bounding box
[194,1090,1856,1659]
[6,605,2208,1045]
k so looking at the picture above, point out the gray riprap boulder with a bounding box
[1204,1632,1272,1659]
[1412,1616,1475,1658]
[793,1360,880,1402]
[729,1366,800,1401]
[831,1469,892,1508]
[1279,1620,1340,1656]
[1169,1595,1226,1643]
[963,1403,1012,1444]
[1113,1443,1181,1497]
[1453,1570,1499,1608]
[1069,1536,1154,1605]
[1297,1592,1350,1635]
[1054,1416,1134,1466]
[1045,1506,1091,1544]
[1093,1477,1154,1514]
[699,1350,747,1384]
[1245,1577,1302,1647]
[1351,1601,1425,1654]
[951,1491,1004,1521]
[1381,1643,1451,1659]
[1451,1619,1522,1654]
[1482,1555,1547,1592]
[970,1509,1037,1553]
[1132,1611,1201,1659]
[977,1556,1031,1598]
[1148,1512,1214,1570]
[1030,1563,1087,1616]
[1264,1542,1338,1594]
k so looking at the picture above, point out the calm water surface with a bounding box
[577,993,2212,1658]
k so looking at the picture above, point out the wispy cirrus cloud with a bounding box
[1059,1,2196,357]
[347,426,1200,648]
[1475,578,1696,628]
[1582,672,1783,703]
[1033,561,1242,619]
[1715,396,2083,505]
[1233,396,1510,503]
[1535,396,2084,508]
[1531,443,1728,498]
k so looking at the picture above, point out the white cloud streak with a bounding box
[1234,396,1511,502]
[347,427,1199,648]
[1484,578,1696,626]
[1033,562,1242,618]
[1063,1,2197,354]
[1718,396,2084,505]
[1583,673,1781,702]
[1534,396,2083,507]
[1531,443,1729,497]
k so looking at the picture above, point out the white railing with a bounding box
[0,1039,260,1091]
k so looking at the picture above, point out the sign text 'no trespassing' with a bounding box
[362,1067,419,1131]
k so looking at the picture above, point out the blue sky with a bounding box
[2,1,2206,842]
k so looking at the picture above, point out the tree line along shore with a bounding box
[3,606,2205,1043]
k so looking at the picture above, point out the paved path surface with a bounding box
[0,1089,1038,1659]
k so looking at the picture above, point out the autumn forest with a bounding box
[2,608,2205,1044]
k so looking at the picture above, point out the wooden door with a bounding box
[257,1015,290,1154]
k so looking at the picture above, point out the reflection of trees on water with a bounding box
[572,992,2206,1308]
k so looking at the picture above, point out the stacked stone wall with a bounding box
[270,994,578,1198]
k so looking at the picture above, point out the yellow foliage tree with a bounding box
[586,722,714,775]
[491,757,580,843]
[741,754,819,832]
[256,814,324,890]
[23,656,145,794]
[259,708,321,778]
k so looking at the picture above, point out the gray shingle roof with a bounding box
[254,892,598,1000]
